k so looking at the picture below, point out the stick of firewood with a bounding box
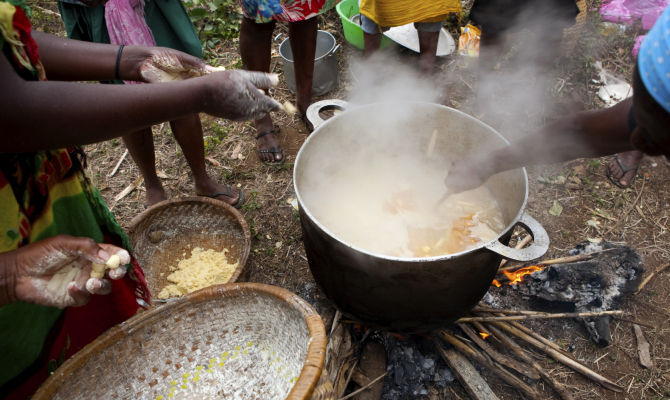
[437,330,540,399]
[498,248,617,272]
[458,323,541,381]
[108,149,128,178]
[338,372,387,400]
[635,262,670,294]
[490,322,623,392]
[499,235,532,268]
[456,310,624,323]
[473,309,576,360]
[506,321,576,360]
[485,323,574,400]
[433,342,501,400]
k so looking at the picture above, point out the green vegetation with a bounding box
[183,0,242,58]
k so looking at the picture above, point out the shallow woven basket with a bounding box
[127,197,251,300]
[33,283,327,400]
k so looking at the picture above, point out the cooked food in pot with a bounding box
[303,153,504,258]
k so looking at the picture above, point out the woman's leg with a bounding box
[169,115,243,206]
[417,31,439,76]
[288,17,318,114]
[240,17,283,163]
[122,128,167,206]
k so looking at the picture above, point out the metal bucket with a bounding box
[294,100,549,332]
[277,30,340,96]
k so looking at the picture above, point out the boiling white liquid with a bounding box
[303,154,505,258]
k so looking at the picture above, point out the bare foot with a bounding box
[606,151,643,188]
[145,185,167,207]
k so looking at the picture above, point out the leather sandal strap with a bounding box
[255,127,280,140]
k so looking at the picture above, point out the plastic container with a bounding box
[336,0,394,50]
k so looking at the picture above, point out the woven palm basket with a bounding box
[33,283,327,400]
[127,197,251,300]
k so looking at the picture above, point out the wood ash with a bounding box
[514,241,643,345]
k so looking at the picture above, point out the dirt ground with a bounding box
[29,0,669,399]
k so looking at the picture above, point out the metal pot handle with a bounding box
[485,213,549,262]
[305,99,349,130]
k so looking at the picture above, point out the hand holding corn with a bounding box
[2,235,131,308]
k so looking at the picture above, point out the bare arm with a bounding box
[33,32,206,82]
[444,99,635,192]
[1,50,279,152]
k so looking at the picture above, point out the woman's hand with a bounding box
[3,235,130,308]
[200,70,282,120]
[120,46,209,83]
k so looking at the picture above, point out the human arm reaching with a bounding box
[444,98,635,193]
[0,235,131,308]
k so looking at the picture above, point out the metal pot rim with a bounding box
[293,101,530,262]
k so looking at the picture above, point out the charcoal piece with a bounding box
[517,242,643,345]
[380,335,454,399]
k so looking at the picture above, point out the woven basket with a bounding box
[33,283,327,400]
[127,197,251,300]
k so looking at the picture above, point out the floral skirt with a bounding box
[241,0,338,23]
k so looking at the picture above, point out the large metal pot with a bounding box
[277,30,340,96]
[294,101,549,332]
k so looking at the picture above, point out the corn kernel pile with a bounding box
[157,247,238,299]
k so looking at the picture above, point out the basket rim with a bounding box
[127,196,252,292]
[32,282,327,400]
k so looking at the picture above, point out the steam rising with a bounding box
[341,2,584,172]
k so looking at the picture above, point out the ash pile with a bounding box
[489,241,644,345]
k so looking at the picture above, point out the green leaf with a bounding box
[549,200,563,216]
[188,7,208,19]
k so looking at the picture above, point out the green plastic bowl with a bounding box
[336,0,395,50]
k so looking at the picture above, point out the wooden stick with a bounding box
[485,323,574,400]
[635,262,670,294]
[456,310,624,323]
[108,149,128,178]
[499,235,532,268]
[506,321,576,360]
[611,315,655,329]
[498,248,617,272]
[437,330,540,399]
[434,343,501,400]
[490,322,623,392]
[338,372,387,400]
[458,323,540,381]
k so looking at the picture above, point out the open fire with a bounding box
[324,241,641,399]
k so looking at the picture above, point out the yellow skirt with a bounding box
[359,0,461,27]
